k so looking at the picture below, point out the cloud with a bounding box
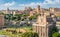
[43,0,60,4]
[19,2,40,7]
[19,0,60,7]
[0,0,60,10]
[4,1,15,6]
[0,1,15,7]
[40,0,60,8]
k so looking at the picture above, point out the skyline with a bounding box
[0,0,60,10]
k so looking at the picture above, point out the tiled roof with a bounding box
[54,8,60,12]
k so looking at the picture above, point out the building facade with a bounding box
[0,14,4,28]
[33,13,49,37]
[32,5,56,37]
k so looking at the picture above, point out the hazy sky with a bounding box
[0,0,60,10]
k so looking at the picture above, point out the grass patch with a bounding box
[0,26,32,37]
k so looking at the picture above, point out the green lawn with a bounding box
[0,26,32,37]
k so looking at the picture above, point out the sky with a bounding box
[0,0,60,10]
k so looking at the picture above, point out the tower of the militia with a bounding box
[6,8,9,14]
[36,5,41,14]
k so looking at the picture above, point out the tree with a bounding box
[22,14,28,17]
[52,26,58,34]
[50,26,58,37]
[29,13,38,20]
[0,12,4,15]
[10,16,16,20]
[22,32,39,37]
[29,16,36,20]
[52,32,60,37]
[15,14,22,21]
[15,14,22,17]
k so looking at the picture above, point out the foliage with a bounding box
[15,16,21,21]
[0,12,4,15]
[52,32,60,37]
[52,26,58,34]
[22,32,39,37]
[15,14,22,17]
[22,14,29,17]
[29,16,36,20]
[5,14,21,20]
[50,26,58,37]
[5,14,38,21]
[0,26,32,37]
[5,14,13,20]
[11,17,16,20]
[15,14,28,17]
[29,13,38,20]
[14,14,28,21]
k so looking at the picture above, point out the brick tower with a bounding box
[0,14,4,28]
[36,5,41,14]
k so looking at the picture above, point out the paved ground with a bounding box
[0,35,8,37]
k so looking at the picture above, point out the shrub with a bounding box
[22,32,39,37]
[52,32,60,37]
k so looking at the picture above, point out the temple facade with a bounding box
[32,5,56,37]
